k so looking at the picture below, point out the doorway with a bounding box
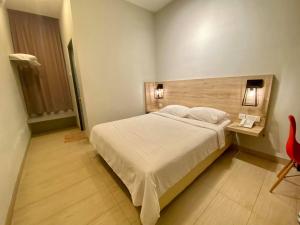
[68,40,85,131]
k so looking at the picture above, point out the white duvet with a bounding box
[90,112,230,225]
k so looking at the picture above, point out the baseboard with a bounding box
[29,116,77,134]
[235,144,290,165]
[5,135,31,225]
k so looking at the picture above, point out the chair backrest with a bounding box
[286,115,300,163]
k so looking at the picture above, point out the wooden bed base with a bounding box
[159,134,233,210]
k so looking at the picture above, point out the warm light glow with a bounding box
[243,88,257,106]
[247,88,256,97]
[154,89,164,99]
[198,21,213,41]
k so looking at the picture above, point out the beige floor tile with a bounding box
[263,170,299,206]
[25,145,85,166]
[10,129,298,225]
[195,151,235,192]
[38,192,117,225]
[111,181,132,204]
[194,193,251,225]
[118,198,141,224]
[88,206,131,225]
[219,153,267,210]
[21,153,96,187]
[249,170,298,225]
[15,166,97,209]
[28,130,78,153]
[20,150,101,189]
[24,141,93,171]
[282,166,300,199]
[12,177,105,225]
[157,183,218,225]
[247,211,298,225]
[20,158,87,188]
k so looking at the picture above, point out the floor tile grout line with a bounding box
[21,150,96,185]
[17,158,93,191]
[84,204,118,225]
[118,202,139,225]
[25,142,82,156]
[25,139,89,157]
[14,174,96,212]
[192,189,220,225]
[245,171,268,225]
[23,150,88,171]
[13,131,114,225]
[218,185,263,212]
[216,155,271,212]
[27,191,101,225]
[192,156,236,225]
[192,162,267,225]
[13,129,295,225]
[103,172,133,225]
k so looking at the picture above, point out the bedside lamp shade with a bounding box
[242,79,264,106]
[154,84,164,99]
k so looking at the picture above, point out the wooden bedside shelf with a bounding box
[226,122,264,137]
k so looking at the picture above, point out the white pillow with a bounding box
[159,105,189,117]
[187,107,229,124]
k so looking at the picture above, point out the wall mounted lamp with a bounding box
[154,83,164,99]
[242,79,264,107]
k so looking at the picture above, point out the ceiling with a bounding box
[124,0,174,12]
[5,0,62,18]
[4,0,174,19]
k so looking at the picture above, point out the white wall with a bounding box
[59,0,81,128]
[155,0,300,158]
[60,0,72,45]
[70,0,156,132]
[0,2,31,225]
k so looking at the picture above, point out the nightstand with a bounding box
[226,122,264,137]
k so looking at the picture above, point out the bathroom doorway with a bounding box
[68,40,85,130]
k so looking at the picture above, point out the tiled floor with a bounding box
[10,128,300,225]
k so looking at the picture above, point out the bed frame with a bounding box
[145,74,274,210]
[159,134,233,209]
[145,75,274,127]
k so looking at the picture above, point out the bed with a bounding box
[90,112,232,225]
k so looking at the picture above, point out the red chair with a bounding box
[270,115,300,192]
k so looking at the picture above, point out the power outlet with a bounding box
[239,113,261,122]
[239,113,246,119]
[246,115,261,122]
[255,115,261,122]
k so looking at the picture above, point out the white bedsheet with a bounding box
[90,112,230,225]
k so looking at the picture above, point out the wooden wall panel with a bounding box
[144,82,157,112]
[145,75,273,127]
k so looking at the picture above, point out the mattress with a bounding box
[90,112,230,225]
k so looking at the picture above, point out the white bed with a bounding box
[90,112,231,225]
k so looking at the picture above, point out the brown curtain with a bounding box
[8,10,73,116]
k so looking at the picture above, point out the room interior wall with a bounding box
[155,0,300,158]
[70,0,156,132]
[0,2,31,225]
[59,0,81,128]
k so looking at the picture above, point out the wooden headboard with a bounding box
[144,75,274,127]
